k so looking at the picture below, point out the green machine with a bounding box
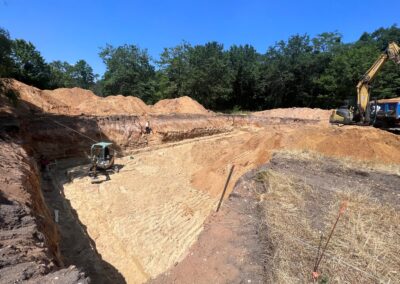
[89,142,119,179]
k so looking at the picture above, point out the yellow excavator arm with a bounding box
[357,42,400,122]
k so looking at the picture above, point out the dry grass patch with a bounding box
[274,149,400,175]
[257,168,400,283]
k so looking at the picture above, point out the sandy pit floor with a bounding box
[62,142,221,283]
[59,125,400,283]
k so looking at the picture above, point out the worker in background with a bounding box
[145,120,152,134]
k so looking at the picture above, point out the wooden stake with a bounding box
[216,164,235,212]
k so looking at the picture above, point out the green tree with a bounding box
[0,27,13,77]
[49,60,96,89]
[157,42,191,99]
[261,32,343,109]
[312,32,342,53]
[186,42,232,109]
[367,25,400,99]
[11,39,51,88]
[318,26,400,106]
[262,34,315,107]
[316,44,379,107]
[0,27,19,104]
[370,24,400,50]
[49,60,74,88]
[70,59,96,89]
[228,44,264,110]
[99,44,156,102]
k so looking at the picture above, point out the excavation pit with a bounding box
[52,125,400,283]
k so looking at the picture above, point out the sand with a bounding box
[254,107,332,122]
[62,140,219,283]
[151,96,210,115]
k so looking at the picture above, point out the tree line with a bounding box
[1,25,399,111]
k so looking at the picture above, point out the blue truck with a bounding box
[375,97,400,130]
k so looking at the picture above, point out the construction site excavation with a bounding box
[1,79,400,284]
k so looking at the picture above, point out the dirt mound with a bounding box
[0,94,17,116]
[0,79,52,115]
[378,97,400,103]
[105,95,149,113]
[42,88,95,109]
[2,79,212,116]
[40,86,150,116]
[3,79,332,119]
[254,107,331,121]
[151,96,211,115]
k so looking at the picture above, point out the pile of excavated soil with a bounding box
[2,79,211,116]
[0,80,48,115]
[254,107,332,122]
[41,88,148,116]
[59,124,400,283]
[2,79,335,121]
[151,96,211,115]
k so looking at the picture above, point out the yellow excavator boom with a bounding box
[356,42,400,123]
[330,42,400,125]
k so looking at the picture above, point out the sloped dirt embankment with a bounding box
[0,139,90,283]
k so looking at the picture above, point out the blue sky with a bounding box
[1,0,399,76]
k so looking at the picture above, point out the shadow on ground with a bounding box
[42,170,126,284]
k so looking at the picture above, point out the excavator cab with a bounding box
[89,142,118,179]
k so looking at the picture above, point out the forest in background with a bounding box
[1,25,399,111]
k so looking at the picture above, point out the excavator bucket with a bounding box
[329,107,354,125]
